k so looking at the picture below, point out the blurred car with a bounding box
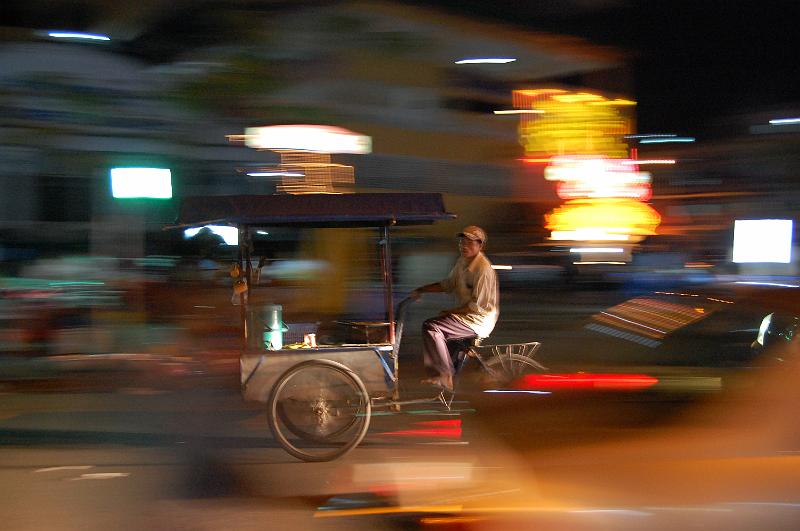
[459,282,800,443]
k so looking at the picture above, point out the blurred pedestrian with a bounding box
[411,226,498,391]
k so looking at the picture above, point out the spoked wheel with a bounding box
[267,359,371,462]
[475,342,546,387]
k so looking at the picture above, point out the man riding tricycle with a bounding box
[172,192,544,461]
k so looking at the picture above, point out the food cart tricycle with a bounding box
[173,193,545,461]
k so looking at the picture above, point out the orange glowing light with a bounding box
[545,198,661,239]
[551,92,604,103]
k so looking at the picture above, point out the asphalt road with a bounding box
[0,287,735,529]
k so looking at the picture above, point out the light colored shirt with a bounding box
[439,252,499,338]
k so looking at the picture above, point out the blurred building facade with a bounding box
[0,0,629,260]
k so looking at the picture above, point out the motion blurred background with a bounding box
[1,1,799,529]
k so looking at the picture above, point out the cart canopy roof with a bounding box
[173,193,455,228]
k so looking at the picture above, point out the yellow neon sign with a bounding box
[513,89,635,158]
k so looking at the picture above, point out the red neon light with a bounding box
[513,373,658,391]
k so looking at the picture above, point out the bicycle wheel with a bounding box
[477,343,546,387]
[267,359,371,462]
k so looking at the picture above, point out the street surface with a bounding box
[0,287,731,529]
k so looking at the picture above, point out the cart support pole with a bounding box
[238,226,251,351]
[379,223,395,345]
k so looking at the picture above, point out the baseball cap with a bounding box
[457,225,487,243]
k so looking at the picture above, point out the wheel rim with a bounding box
[268,360,370,462]
[482,353,545,387]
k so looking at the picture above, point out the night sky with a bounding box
[420,0,799,135]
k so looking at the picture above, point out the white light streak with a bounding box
[244,125,372,154]
[35,466,94,473]
[69,473,130,481]
[551,230,630,241]
[493,109,544,115]
[735,281,799,288]
[491,265,513,270]
[570,247,624,253]
[769,118,800,125]
[639,137,695,144]
[573,261,627,265]
[247,171,304,177]
[600,311,666,334]
[620,159,676,165]
[624,134,677,139]
[454,58,516,64]
[48,32,110,41]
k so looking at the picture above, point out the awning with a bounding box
[172,193,455,228]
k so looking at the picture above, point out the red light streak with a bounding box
[512,373,658,391]
[375,419,462,439]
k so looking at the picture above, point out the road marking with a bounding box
[34,466,94,473]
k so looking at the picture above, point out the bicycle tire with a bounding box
[481,353,546,387]
[267,359,371,462]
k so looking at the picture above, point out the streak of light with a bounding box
[48,31,110,41]
[315,505,463,518]
[624,134,677,139]
[455,58,516,64]
[639,137,695,144]
[551,230,629,241]
[514,373,659,391]
[569,509,652,516]
[573,261,626,265]
[247,171,305,177]
[769,118,800,125]
[599,311,666,334]
[493,109,544,114]
[570,247,624,253]
[620,159,676,165]
[35,466,93,473]
[735,281,799,288]
[69,473,130,481]
[483,390,551,395]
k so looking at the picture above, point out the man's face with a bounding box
[458,237,482,259]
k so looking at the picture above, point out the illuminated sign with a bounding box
[110,167,172,199]
[237,125,371,194]
[513,89,636,158]
[732,219,793,263]
[513,89,635,158]
[545,198,661,242]
[243,125,372,154]
[544,156,652,201]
